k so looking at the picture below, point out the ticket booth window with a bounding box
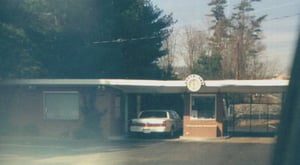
[191,95,216,119]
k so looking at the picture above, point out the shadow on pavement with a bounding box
[0,135,164,157]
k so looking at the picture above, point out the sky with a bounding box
[151,0,300,72]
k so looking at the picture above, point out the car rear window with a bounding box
[139,111,167,118]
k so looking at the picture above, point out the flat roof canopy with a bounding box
[0,79,289,93]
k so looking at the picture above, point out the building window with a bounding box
[191,95,216,119]
[43,91,80,120]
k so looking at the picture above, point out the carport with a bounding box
[0,77,288,138]
[107,78,288,137]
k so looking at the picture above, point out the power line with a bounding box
[265,13,300,22]
[92,35,160,44]
[92,13,299,45]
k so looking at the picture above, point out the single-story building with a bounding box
[0,75,289,138]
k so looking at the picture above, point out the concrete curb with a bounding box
[178,136,276,144]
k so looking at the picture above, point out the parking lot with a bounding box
[0,136,275,165]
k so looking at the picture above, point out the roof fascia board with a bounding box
[0,79,289,93]
[0,79,186,87]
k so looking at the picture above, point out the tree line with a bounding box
[1,0,271,80]
[0,0,174,79]
[162,0,271,80]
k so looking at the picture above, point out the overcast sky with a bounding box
[152,0,300,72]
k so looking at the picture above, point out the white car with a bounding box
[129,110,182,137]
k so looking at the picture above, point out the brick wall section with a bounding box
[0,86,82,137]
[183,94,224,137]
[0,86,124,138]
[95,88,124,138]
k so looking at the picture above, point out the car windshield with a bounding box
[0,0,299,164]
[139,111,167,118]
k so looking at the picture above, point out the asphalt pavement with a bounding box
[0,136,275,165]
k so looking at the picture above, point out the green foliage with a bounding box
[0,6,44,78]
[207,0,266,79]
[77,89,102,138]
[113,0,175,79]
[193,53,222,80]
[228,0,267,79]
[208,0,227,21]
[161,63,177,80]
[0,0,174,79]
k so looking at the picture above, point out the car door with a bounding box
[170,111,182,131]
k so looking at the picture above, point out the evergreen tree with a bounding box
[206,0,228,79]
[0,1,44,78]
[0,0,174,79]
[113,0,174,79]
[192,53,222,79]
[229,0,266,79]
[206,0,266,79]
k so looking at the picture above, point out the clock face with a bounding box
[185,74,204,92]
[187,78,201,92]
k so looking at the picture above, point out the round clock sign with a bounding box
[185,74,205,92]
